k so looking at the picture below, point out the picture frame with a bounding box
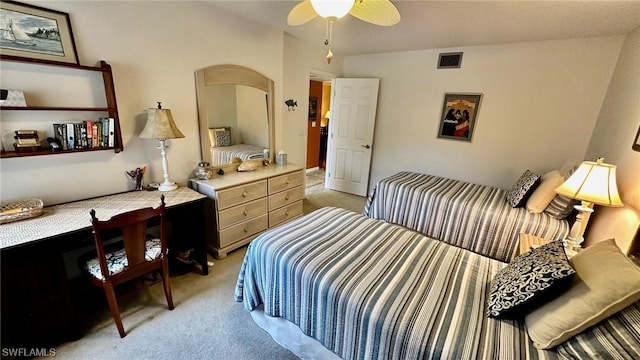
[633,125,640,152]
[0,1,79,64]
[437,93,482,142]
[308,96,318,120]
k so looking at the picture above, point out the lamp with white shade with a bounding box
[140,102,184,192]
[554,157,623,250]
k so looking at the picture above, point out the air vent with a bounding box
[437,52,463,69]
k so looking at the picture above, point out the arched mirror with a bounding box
[195,64,275,167]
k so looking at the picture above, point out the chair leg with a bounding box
[103,281,126,338]
[161,258,174,310]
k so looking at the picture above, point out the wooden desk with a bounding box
[0,187,208,349]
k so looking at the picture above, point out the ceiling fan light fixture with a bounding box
[310,0,355,19]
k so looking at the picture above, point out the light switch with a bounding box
[311,121,316,127]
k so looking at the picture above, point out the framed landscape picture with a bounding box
[0,1,79,64]
[308,96,318,120]
[437,93,482,142]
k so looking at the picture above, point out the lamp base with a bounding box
[158,182,178,192]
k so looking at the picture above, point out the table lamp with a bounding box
[554,157,623,250]
[140,102,185,191]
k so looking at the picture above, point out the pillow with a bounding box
[526,170,565,213]
[208,128,231,147]
[543,164,579,219]
[486,240,575,318]
[524,238,640,349]
[505,170,541,208]
[543,195,578,219]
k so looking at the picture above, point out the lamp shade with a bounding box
[310,0,354,19]
[555,158,623,207]
[140,105,184,140]
[325,110,331,119]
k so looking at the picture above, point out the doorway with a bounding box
[305,69,335,189]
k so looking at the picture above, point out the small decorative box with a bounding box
[0,199,44,224]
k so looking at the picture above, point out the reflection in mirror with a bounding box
[195,65,275,168]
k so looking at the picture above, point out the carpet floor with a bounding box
[46,185,366,359]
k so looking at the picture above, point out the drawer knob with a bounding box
[244,228,248,233]
[286,180,290,185]
[285,212,289,216]
[285,195,290,201]
[242,191,247,197]
[243,210,248,216]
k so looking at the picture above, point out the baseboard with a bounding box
[305,167,320,173]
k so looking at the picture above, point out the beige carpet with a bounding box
[45,185,366,359]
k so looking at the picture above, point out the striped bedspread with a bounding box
[236,207,553,360]
[363,171,570,262]
[210,144,264,165]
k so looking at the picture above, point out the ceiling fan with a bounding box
[287,0,401,62]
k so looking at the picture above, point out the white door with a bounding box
[325,78,379,196]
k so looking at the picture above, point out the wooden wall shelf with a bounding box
[0,55,123,159]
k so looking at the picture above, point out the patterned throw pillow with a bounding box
[213,129,231,147]
[543,165,579,219]
[506,170,541,208]
[544,195,578,219]
[486,240,575,318]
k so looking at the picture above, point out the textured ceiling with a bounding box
[209,0,640,56]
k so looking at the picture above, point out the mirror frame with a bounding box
[195,64,275,166]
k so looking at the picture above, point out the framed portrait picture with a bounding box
[0,1,79,64]
[437,93,483,142]
[633,125,640,152]
[308,96,318,120]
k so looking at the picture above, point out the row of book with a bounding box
[53,118,115,150]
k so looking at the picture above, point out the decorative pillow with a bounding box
[486,240,575,318]
[208,128,231,147]
[526,170,565,213]
[543,195,578,219]
[543,164,579,219]
[505,170,541,208]
[524,238,640,349]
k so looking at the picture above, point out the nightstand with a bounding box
[517,233,550,256]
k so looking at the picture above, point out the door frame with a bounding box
[305,68,337,171]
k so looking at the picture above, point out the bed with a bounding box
[235,207,640,360]
[363,171,571,262]
[210,143,265,166]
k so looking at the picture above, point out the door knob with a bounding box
[362,144,371,149]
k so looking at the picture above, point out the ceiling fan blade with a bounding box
[287,0,318,26]
[349,0,401,26]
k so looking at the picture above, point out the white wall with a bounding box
[343,37,624,191]
[0,1,283,205]
[281,34,343,167]
[584,26,640,252]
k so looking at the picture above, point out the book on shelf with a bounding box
[66,123,75,150]
[51,118,115,151]
[100,118,110,147]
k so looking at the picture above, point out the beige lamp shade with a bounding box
[140,104,184,140]
[555,158,623,207]
[325,110,331,119]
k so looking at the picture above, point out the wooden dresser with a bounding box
[191,164,304,258]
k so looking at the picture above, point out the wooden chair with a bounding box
[84,195,174,338]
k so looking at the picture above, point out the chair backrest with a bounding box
[89,195,166,280]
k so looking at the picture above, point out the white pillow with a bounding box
[524,238,640,349]
[526,170,565,213]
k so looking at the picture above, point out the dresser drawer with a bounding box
[269,200,303,228]
[269,186,304,210]
[217,180,267,210]
[268,171,304,194]
[218,214,268,248]
[218,198,267,230]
